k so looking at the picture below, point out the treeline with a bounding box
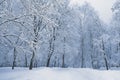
[0,0,120,70]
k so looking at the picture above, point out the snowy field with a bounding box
[0,67,120,80]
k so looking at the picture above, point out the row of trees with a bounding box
[0,0,120,70]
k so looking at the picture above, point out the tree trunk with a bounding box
[104,54,109,70]
[102,39,109,70]
[25,53,28,67]
[12,48,16,70]
[29,51,35,70]
[46,54,52,67]
[29,15,38,70]
[46,27,56,67]
[62,37,66,68]
[62,54,65,68]
[81,37,84,68]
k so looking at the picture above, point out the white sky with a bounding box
[70,0,116,24]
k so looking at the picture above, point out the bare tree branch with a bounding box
[0,14,31,26]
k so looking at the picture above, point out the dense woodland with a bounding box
[0,0,120,70]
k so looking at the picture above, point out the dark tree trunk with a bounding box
[102,39,109,70]
[46,53,52,67]
[29,51,35,70]
[81,37,84,68]
[62,54,65,68]
[29,15,39,70]
[12,48,16,70]
[62,37,66,68]
[25,53,28,67]
[46,27,56,67]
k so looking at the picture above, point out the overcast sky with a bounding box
[70,0,116,24]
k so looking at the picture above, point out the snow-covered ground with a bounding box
[0,67,120,80]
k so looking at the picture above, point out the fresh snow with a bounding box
[0,67,120,80]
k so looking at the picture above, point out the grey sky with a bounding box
[70,0,116,24]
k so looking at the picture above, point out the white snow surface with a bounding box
[0,67,120,80]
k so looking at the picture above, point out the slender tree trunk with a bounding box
[81,37,84,68]
[102,39,109,70]
[29,37,37,70]
[47,27,56,67]
[25,53,28,67]
[62,37,66,68]
[79,18,85,68]
[89,31,94,68]
[12,47,16,70]
[46,53,53,67]
[29,50,35,70]
[29,15,38,70]
[62,54,65,68]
